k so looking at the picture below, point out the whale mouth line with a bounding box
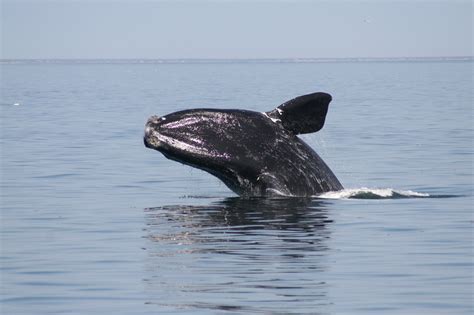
[145,131,233,162]
[145,132,201,152]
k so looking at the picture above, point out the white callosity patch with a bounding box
[262,112,281,123]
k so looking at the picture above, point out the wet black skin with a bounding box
[144,92,343,197]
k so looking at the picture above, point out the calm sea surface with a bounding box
[1,61,473,314]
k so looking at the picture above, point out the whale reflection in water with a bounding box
[143,197,335,313]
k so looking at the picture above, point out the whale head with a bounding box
[144,92,342,196]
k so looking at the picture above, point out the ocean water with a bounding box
[1,60,472,314]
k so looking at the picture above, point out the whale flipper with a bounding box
[267,92,332,135]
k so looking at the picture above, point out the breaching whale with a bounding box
[144,92,343,197]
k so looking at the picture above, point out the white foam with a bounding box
[317,187,430,199]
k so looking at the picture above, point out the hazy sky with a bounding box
[1,0,472,59]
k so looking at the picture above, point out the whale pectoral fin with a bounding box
[266,92,332,135]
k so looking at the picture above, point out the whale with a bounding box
[144,92,343,197]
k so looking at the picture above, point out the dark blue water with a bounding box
[1,61,472,314]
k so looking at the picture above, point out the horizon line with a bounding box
[1,56,473,64]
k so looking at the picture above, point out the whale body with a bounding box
[144,92,343,197]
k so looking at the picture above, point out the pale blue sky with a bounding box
[1,0,472,59]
